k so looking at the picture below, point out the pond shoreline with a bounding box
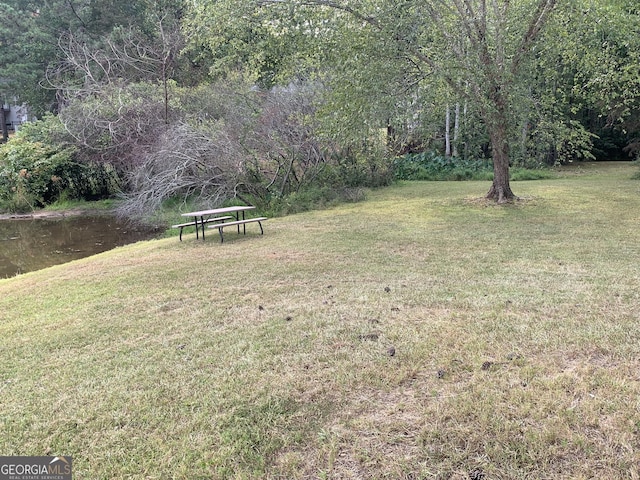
[0,209,162,277]
[0,208,112,221]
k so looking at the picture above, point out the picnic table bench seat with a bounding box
[171,216,233,241]
[208,217,268,243]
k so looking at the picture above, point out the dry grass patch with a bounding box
[1,162,640,478]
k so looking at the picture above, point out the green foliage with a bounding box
[527,119,597,165]
[0,119,121,213]
[247,153,384,217]
[568,0,640,159]
[393,151,557,182]
[329,145,394,189]
[0,137,74,212]
[255,183,367,217]
[5,0,636,217]
[185,0,331,87]
[0,0,169,114]
[530,0,640,162]
[260,185,340,216]
[393,152,494,181]
[16,113,69,144]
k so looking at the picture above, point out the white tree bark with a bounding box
[445,104,451,157]
[453,102,460,157]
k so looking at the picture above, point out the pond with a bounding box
[0,215,162,278]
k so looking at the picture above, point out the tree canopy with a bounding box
[1,0,638,214]
[0,0,182,113]
[184,0,639,200]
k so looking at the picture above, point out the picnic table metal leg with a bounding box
[200,216,206,240]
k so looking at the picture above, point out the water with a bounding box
[0,215,162,278]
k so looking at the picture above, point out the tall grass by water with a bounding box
[1,162,639,479]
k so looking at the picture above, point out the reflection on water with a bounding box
[0,216,161,278]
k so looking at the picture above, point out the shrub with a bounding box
[0,137,73,211]
[393,151,558,182]
[258,184,366,217]
[393,152,493,181]
[0,121,121,213]
[329,145,394,189]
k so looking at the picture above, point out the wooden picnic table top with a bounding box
[181,205,256,217]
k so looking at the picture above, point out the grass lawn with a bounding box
[1,162,639,479]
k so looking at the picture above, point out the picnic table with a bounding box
[173,205,267,242]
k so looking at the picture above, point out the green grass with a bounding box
[1,162,640,479]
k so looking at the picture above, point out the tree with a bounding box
[190,0,559,202]
[49,7,185,123]
[0,1,43,110]
[570,0,640,160]
[0,0,153,114]
[321,0,559,202]
[0,106,8,143]
[41,0,197,171]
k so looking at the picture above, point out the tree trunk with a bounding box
[453,102,460,157]
[1,106,8,143]
[486,122,516,203]
[485,93,517,203]
[520,119,529,164]
[463,100,468,159]
[445,104,451,157]
[519,87,531,165]
[163,75,169,124]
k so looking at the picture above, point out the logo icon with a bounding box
[0,456,72,480]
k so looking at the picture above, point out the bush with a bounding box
[393,152,493,181]
[0,119,121,213]
[393,151,558,182]
[0,137,74,212]
[258,184,366,217]
[328,146,394,189]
